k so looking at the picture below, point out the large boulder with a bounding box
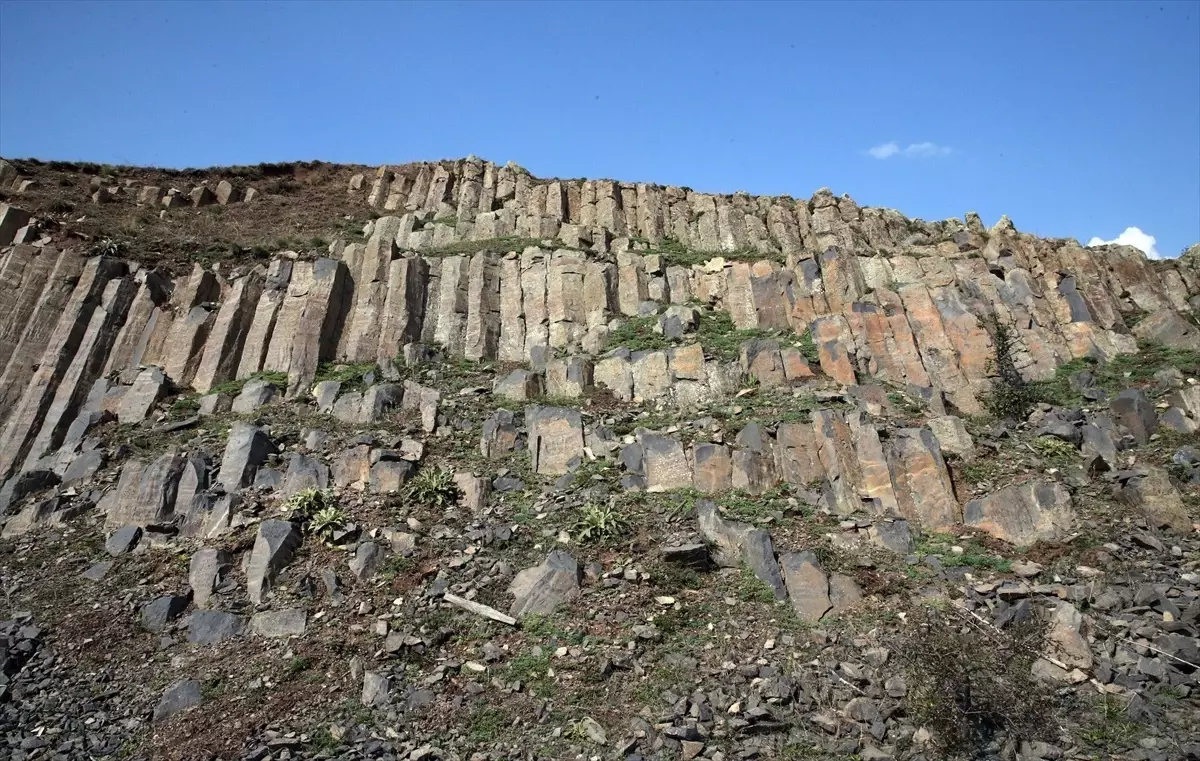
[1116,468,1192,533]
[964,480,1074,545]
[187,610,245,645]
[640,432,692,492]
[1110,389,1158,446]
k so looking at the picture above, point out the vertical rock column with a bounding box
[0,257,127,481]
[286,258,349,398]
[21,275,138,472]
[342,216,401,363]
[192,270,265,393]
[0,249,85,428]
[236,259,293,378]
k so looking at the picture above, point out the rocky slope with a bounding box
[0,156,1197,761]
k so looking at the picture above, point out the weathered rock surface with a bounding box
[964,480,1074,545]
[509,551,581,617]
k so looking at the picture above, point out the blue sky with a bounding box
[1,1,1197,258]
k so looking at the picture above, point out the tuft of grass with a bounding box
[1030,341,1200,408]
[1031,436,1077,463]
[467,705,511,744]
[314,361,377,390]
[424,236,554,257]
[1080,694,1144,753]
[915,533,1012,573]
[209,370,288,398]
[604,315,669,353]
[573,503,630,544]
[734,563,778,603]
[406,468,459,509]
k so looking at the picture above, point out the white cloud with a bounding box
[1086,226,1162,260]
[867,142,900,159]
[866,141,952,160]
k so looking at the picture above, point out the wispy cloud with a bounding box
[866,141,953,160]
[1087,226,1164,260]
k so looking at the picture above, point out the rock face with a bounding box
[964,480,1075,546]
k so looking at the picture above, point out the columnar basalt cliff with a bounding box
[0,157,1195,485]
[0,156,1198,761]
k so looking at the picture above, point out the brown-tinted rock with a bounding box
[964,480,1074,545]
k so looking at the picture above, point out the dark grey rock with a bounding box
[246,519,302,603]
[105,525,142,556]
[187,610,246,645]
[141,594,191,632]
[153,679,202,721]
[508,550,581,617]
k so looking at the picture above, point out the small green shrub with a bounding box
[981,314,1036,421]
[314,361,377,390]
[307,505,349,543]
[407,468,459,509]
[1031,436,1077,462]
[574,503,630,544]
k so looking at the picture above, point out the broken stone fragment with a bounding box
[230,378,278,413]
[525,405,584,475]
[1115,467,1192,533]
[116,366,168,424]
[187,610,246,645]
[141,593,191,632]
[509,550,581,617]
[216,422,276,490]
[349,541,384,582]
[105,524,142,556]
[246,519,302,604]
[696,500,786,600]
[250,608,307,638]
[189,548,232,609]
[1109,388,1158,446]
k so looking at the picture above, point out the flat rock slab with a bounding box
[105,525,142,556]
[81,561,113,581]
[780,551,832,622]
[187,610,246,645]
[250,608,307,638]
[154,679,202,722]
